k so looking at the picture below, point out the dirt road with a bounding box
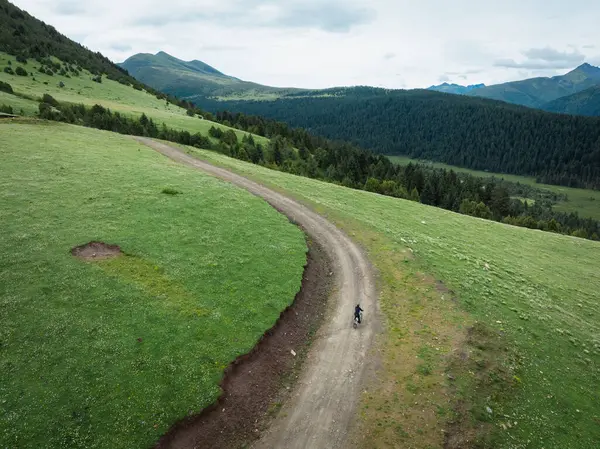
[135,138,377,449]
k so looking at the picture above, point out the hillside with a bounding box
[467,63,600,108]
[542,84,600,116]
[427,82,485,95]
[1,0,154,91]
[200,87,600,189]
[0,51,270,145]
[120,51,302,100]
[186,144,600,449]
[0,1,275,144]
[0,121,307,449]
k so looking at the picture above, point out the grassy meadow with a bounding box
[0,122,306,448]
[186,145,600,449]
[388,155,600,221]
[0,52,268,145]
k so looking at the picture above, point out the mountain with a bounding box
[541,85,600,116]
[466,63,600,108]
[427,82,485,95]
[119,51,302,100]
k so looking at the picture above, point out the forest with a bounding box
[35,98,600,241]
[199,87,600,190]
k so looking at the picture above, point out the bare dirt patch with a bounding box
[71,241,122,260]
[154,238,333,449]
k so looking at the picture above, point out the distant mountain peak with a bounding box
[121,51,228,78]
[427,82,486,95]
[574,62,600,78]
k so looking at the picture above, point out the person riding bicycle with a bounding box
[354,304,364,324]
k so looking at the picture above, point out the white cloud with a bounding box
[9,0,600,89]
[494,46,585,69]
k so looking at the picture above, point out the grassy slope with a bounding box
[0,89,38,114]
[0,52,269,145]
[389,155,600,221]
[0,122,306,449]
[184,146,600,449]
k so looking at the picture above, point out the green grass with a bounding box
[388,155,600,221]
[0,90,39,115]
[185,146,600,449]
[0,122,306,449]
[0,52,269,145]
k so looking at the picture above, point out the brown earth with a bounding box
[135,137,378,449]
[71,241,122,260]
[155,240,332,449]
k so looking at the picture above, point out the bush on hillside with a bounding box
[209,125,223,139]
[42,94,59,107]
[4,66,14,75]
[0,104,14,114]
[15,66,28,76]
[161,187,182,195]
[0,81,13,94]
[16,55,27,64]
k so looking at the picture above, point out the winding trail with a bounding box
[135,138,377,449]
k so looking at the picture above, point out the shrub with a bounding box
[58,81,65,88]
[209,125,224,139]
[161,188,182,195]
[0,81,13,94]
[4,66,14,75]
[0,104,14,114]
[15,66,28,76]
[16,55,27,64]
[38,102,59,120]
[42,94,59,107]
[92,75,102,83]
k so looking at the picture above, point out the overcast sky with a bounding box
[11,0,600,89]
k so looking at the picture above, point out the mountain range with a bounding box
[427,83,486,95]
[121,52,600,117]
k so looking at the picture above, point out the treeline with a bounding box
[198,88,600,190]
[38,98,600,240]
[38,100,212,148]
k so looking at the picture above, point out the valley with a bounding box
[388,155,600,221]
[1,0,599,448]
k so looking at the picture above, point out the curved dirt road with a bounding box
[135,138,377,449]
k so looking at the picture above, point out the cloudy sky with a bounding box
[10,0,600,89]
